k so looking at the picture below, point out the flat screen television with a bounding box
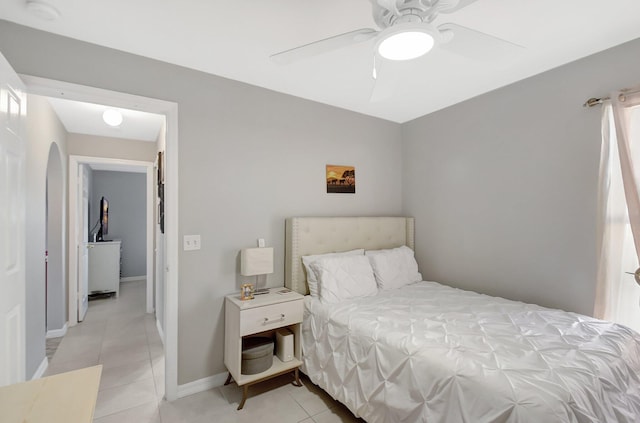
[97,196,109,241]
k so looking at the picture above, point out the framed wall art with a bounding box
[326,165,355,194]
[158,183,164,234]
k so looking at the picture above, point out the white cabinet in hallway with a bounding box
[88,241,121,297]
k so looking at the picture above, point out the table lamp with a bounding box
[241,247,273,295]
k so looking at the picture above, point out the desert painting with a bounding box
[326,165,355,194]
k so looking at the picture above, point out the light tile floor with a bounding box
[46,279,363,423]
[45,335,63,360]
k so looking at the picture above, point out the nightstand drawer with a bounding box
[240,300,302,336]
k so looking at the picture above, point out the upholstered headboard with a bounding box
[285,217,415,295]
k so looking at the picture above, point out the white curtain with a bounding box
[595,90,640,328]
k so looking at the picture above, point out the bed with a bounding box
[284,217,640,423]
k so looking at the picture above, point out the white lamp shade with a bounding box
[241,248,274,276]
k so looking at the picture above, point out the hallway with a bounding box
[45,279,164,421]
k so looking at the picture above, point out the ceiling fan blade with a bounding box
[369,59,401,103]
[438,23,524,62]
[271,28,378,65]
[439,0,480,14]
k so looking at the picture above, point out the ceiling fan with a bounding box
[270,0,523,101]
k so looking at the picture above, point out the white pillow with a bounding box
[365,245,422,290]
[308,255,378,304]
[302,249,364,297]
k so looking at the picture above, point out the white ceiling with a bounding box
[2,0,640,123]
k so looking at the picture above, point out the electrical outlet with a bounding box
[183,235,201,251]
[258,238,265,248]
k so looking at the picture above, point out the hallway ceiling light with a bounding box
[102,109,123,127]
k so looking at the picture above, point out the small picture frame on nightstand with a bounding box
[240,283,254,300]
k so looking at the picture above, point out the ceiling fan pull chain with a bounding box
[372,54,378,80]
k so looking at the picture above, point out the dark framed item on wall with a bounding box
[157,151,165,185]
[159,198,164,233]
[158,183,165,234]
[157,151,165,233]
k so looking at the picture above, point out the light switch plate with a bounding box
[183,235,201,251]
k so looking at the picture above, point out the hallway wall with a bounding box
[155,122,166,336]
[67,133,156,162]
[46,144,66,333]
[25,94,68,378]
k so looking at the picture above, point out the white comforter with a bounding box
[302,281,640,423]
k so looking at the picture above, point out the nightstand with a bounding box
[224,288,304,409]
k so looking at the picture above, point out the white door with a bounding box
[0,53,26,386]
[78,164,90,321]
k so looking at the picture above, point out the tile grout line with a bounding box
[142,302,165,421]
[288,388,313,421]
[94,399,159,422]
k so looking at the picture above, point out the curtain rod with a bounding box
[583,86,640,108]
[583,97,610,108]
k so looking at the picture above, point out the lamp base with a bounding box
[252,274,270,295]
[253,287,270,295]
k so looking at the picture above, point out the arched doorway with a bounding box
[46,143,65,336]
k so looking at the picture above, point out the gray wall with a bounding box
[46,143,66,333]
[91,171,147,278]
[402,37,640,316]
[25,94,68,378]
[0,21,404,384]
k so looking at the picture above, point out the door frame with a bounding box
[76,162,90,322]
[69,156,154,318]
[22,75,179,401]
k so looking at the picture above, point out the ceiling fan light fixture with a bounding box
[26,1,61,21]
[376,23,438,61]
[103,109,123,127]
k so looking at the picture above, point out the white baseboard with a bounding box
[156,318,165,345]
[177,372,228,399]
[46,323,68,339]
[31,357,48,380]
[120,275,146,282]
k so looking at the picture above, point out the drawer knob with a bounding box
[263,314,285,324]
